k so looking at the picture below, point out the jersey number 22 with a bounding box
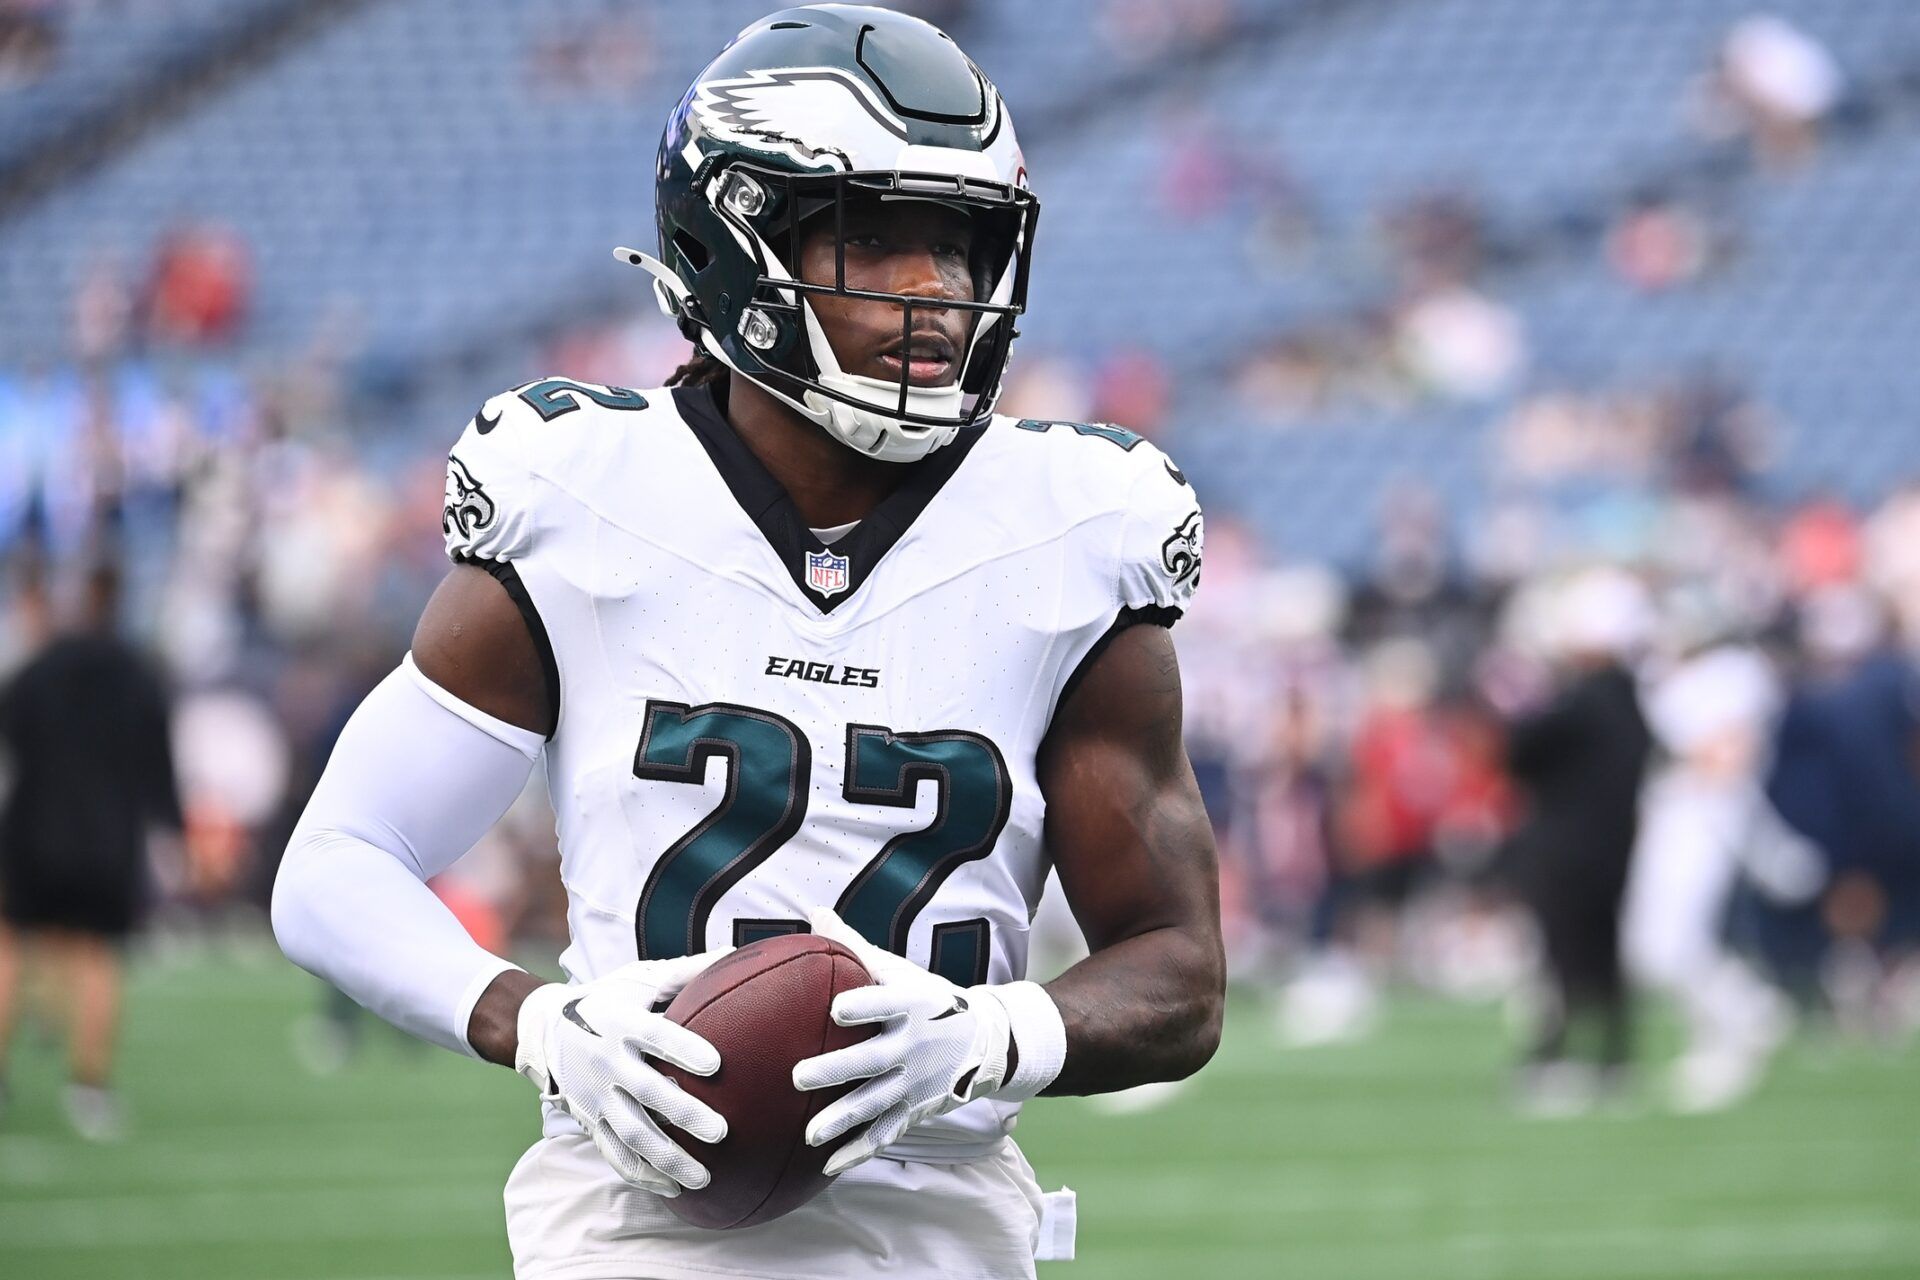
[632,701,1011,987]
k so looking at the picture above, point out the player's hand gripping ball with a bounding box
[651,933,878,1229]
[790,907,1020,1177]
[512,953,735,1198]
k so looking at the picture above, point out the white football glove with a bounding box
[791,908,1065,1178]
[514,952,731,1196]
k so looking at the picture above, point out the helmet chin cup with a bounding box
[807,372,961,463]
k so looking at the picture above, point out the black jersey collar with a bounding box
[673,384,983,614]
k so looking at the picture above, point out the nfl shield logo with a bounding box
[805,549,851,598]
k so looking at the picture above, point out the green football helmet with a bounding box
[616,4,1038,463]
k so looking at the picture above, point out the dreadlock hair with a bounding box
[665,349,728,388]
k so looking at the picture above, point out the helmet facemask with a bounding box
[629,161,1038,463]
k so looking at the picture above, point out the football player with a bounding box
[272,7,1223,1277]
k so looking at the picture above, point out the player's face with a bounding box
[797,198,977,389]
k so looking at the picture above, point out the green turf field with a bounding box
[0,948,1914,1279]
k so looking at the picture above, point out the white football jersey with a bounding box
[442,377,1202,1157]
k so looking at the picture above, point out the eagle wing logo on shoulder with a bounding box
[1161,510,1204,590]
[693,66,986,171]
[443,455,496,544]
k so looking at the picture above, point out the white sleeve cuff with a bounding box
[403,652,546,759]
[994,980,1068,1101]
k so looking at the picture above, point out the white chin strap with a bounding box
[616,245,964,466]
[805,373,960,464]
[794,272,964,463]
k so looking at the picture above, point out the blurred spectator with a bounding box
[1766,629,1920,1024]
[1348,482,1489,682]
[1231,333,1334,424]
[1089,347,1169,437]
[1243,154,1322,272]
[144,223,253,349]
[1502,569,1654,1112]
[1353,483,1453,629]
[1659,373,1769,495]
[526,10,654,99]
[170,687,290,917]
[1606,194,1713,292]
[0,0,57,89]
[1245,686,1337,959]
[1337,639,1449,963]
[1778,493,1863,597]
[1862,482,1920,643]
[1693,14,1844,169]
[543,309,690,395]
[1493,374,1768,494]
[1391,285,1526,401]
[1430,699,1515,878]
[1625,645,1821,1111]
[72,256,137,365]
[1497,387,1662,482]
[998,353,1094,424]
[0,559,182,1140]
[1383,189,1488,294]
[1157,104,1240,221]
[1100,0,1232,65]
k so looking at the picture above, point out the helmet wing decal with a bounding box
[694,67,913,170]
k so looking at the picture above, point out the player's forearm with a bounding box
[270,658,544,1059]
[1039,924,1225,1095]
[272,830,521,1057]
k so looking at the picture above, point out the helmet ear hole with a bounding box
[672,230,711,274]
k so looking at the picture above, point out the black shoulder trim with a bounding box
[455,554,559,740]
[1124,603,1183,629]
[1055,604,1181,715]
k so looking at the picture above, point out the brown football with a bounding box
[653,933,876,1230]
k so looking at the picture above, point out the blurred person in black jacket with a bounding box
[1503,570,1654,1112]
[0,560,182,1139]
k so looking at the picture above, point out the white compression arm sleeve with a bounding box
[271,655,542,1057]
